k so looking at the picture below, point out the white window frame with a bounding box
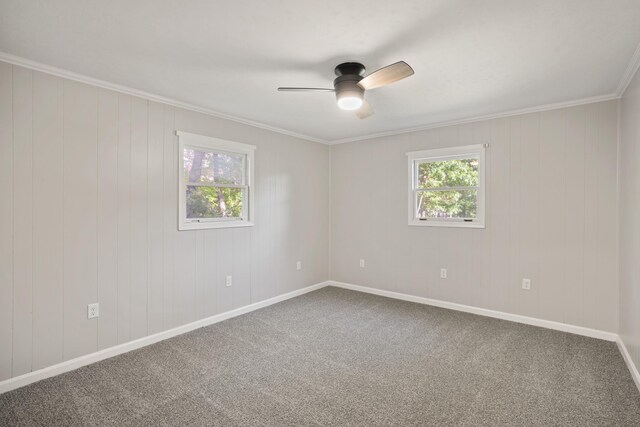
[177,131,255,230]
[407,144,486,228]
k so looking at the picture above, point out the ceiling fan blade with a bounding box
[356,99,374,119]
[277,87,334,92]
[357,61,414,90]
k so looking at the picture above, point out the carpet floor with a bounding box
[1,287,639,426]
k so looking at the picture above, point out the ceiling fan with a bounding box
[278,61,414,119]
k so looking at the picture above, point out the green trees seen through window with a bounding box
[416,158,478,219]
[184,149,245,219]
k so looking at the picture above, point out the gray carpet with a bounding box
[1,287,639,426]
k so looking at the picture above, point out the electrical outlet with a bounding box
[87,303,99,319]
[440,268,447,279]
[359,259,365,268]
[225,275,233,287]
[522,278,531,290]
[296,261,302,270]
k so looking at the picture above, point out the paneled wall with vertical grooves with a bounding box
[330,100,619,333]
[0,62,331,381]
[619,67,640,380]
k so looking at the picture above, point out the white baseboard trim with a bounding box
[328,281,618,342]
[4,280,636,396]
[0,281,330,395]
[616,336,640,392]
[335,281,640,393]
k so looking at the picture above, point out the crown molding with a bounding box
[616,39,640,97]
[0,51,625,147]
[0,51,327,144]
[328,93,620,145]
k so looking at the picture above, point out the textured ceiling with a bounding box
[1,0,640,143]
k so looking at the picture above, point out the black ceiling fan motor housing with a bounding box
[333,62,366,97]
[334,62,366,77]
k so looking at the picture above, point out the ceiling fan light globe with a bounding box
[337,96,363,111]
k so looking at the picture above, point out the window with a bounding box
[177,131,255,230]
[407,144,486,228]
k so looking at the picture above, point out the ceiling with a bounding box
[1,0,640,143]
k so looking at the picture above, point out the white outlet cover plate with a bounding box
[87,303,99,319]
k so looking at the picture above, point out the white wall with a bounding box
[619,68,640,374]
[0,57,626,385]
[331,100,619,333]
[0,62,330,381]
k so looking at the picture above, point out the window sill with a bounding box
[408,220,485,229]
[179,221,254,231]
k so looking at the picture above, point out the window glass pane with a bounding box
[186,185,244,219]
[416,189,477,219]
[183,148,244,185]
[417,158,478,189]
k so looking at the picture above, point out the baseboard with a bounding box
[2,280,632,395]
[617,336,640,392]
[329,281,617,342]
[335,276,638,393]
[0,281,330,395]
